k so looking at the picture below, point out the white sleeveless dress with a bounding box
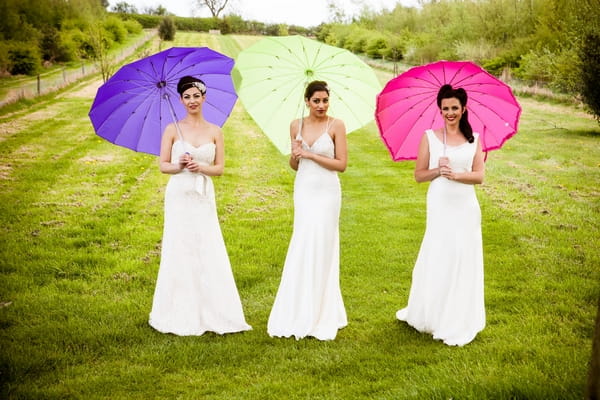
[267,120,348,340]
[396,129,485,346]
[149,140,251,336]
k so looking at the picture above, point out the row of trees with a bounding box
[0,0,311,77]
[320,0,598,89]
[0,0,143,76]
[316,0,600,119]
[0,0,598,119]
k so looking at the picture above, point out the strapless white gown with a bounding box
[149,140,251,336]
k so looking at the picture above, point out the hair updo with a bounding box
[304,80,329,100]
[436,84,474,143]
[177,76,207,96]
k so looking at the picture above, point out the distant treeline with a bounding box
[0,0,598,119]
[318,0,600,97]
[131,14,313,36]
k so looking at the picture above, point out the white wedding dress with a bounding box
[149,140,251,336]
[396,129,485,346]
[267,122,347,340]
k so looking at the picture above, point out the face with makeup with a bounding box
[306,90,329,118]
[180,86,205,114]
[440,97,465,128]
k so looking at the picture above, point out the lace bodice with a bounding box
[171,140,216,166]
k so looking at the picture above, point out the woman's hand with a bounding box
[178,152,191,170]
[185,159,205,174]
[440,164,456,180]
[292,139,307,160]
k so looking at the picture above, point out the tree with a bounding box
[579,33,600,122]
[197,0,230,17]
[8,46,41,75]
[88,23,114,83]
[327,0,346,23]
[111,1,138,14]
[158,16,176,41]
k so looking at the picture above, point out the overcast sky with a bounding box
[110,0,421,27]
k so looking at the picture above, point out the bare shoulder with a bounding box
[206,122,223,141]
[290,118,301,130]
[163,123,177,140]
[330,117,346,136]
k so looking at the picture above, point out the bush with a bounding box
[127,14,161,29]
[579,33,600,121]
[173,16,218,32]
[8,45,41,75]
[454,39,495,64]
[79,25,113,60]
[55,29,81,62]
[515,48,555,83]
[381,36,404,62]
[103,16,128,44]
[222,15,246,34]
[0,41,11,74]
[122,19,143,34]
[39,27,80,63]
[482,52,521,76]
[365,34,388,59]
[404,34,446,65]
[549,46,580,94]
[263,24,280,36]
[323,24,352,49]
[158,16,176,41]
[345,27,369,54]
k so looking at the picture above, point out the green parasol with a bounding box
[233,35,382,155]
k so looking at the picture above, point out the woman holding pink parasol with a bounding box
[148,76,251,336]
[396,84,486,346]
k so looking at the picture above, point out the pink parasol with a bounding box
[375,60,521,161]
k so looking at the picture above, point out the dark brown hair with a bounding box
[304,80,329,100]
[437,84,474,143]
[177,76,206,96]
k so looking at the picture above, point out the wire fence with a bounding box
[0,30,157,108]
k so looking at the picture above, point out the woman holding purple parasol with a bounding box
[396,84,486,346]
[148,76,251,336]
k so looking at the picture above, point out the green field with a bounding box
[0,32,598,399]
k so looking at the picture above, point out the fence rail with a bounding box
[0,30,157,108]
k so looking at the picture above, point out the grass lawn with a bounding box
[0,32,599,399]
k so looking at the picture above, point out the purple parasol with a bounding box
[89,47,237,155]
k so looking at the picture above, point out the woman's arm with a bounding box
[159,124,187,174]
[414,133,440,182]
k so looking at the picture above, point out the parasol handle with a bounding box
[297,115,303,141]
[295,79,311,142]
[443,126,447,156]
[163,93,208,197]
[163,93,185,144]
